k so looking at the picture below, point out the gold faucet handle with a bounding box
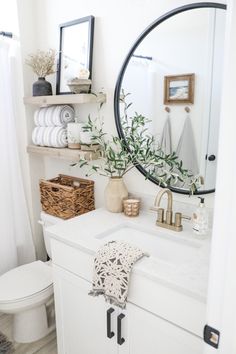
[150,206,159,212]
[150,207,164,223]
[174,212,191,227]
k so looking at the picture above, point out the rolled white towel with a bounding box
[50,127,68,147]
[32,126,67,147]
[34,106,55,126]
[32,127,47,146]
[38,127,47,146]
[34,105,75,127]
[42,127,55,146]
[32,127,40,145]
[34,108,48,126]
[52,105,75,126]
[44,107,53,126]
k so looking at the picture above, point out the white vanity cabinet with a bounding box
[48,209,207,354]
[53,263,203,354]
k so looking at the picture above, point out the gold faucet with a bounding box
[151,188,191,232]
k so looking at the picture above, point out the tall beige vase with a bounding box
[104,177,128,213]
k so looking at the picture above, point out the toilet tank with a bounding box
[39,212,64,259]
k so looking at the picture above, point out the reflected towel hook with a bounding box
[165,106,170,113]
[185,106,190,113]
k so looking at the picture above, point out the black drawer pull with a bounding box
[117,313,125,345]
[107,308,115,338]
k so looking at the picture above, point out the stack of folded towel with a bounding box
[32,105,75,148]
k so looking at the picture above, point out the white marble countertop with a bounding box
[47,208,211,302]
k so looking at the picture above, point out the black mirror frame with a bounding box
[114,2,226,195]
[56,15,95,95]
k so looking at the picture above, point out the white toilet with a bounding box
[0,212,62,343]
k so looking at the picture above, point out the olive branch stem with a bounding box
[73,92,202,194]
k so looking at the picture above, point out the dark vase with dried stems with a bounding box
[33,77,52,96]
[26,49,56,96]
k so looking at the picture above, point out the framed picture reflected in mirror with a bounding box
[164,73,195,104]
[56,16,94,95]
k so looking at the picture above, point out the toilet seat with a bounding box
[0,260,53,304]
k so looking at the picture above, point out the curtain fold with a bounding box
[0,39,35,275]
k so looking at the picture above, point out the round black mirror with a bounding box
[114,2,226,195]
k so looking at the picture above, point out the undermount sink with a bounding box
[95,223,201,265]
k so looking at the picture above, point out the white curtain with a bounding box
[0,39,35,275]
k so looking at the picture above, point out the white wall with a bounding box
[17,0,222,258]
[0,0,19,35]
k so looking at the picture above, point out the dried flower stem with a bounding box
[25,49,56,77]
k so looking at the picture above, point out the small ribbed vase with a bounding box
[104,177,128,213]
[33,77,52,96]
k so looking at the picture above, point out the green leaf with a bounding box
[79,161,88,168]
[69,90,198,193]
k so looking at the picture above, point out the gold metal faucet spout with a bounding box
[154,188,173,209]
[154,188,173,225]
[151,188,190,232]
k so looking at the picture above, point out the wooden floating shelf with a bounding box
[23,93,106,107]
[27,145,100,161]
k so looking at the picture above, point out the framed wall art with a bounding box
[56,16,94,94]
[164,73,195,104]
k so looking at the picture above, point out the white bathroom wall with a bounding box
[0,0,19,35]
[16,0,222,258]
[16,0,47,259]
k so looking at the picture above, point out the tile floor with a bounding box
[0,313,57,354]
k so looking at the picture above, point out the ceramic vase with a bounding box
[104,177,128,213]
[33,77,52,96]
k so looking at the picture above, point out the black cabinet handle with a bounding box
[107,308,115,339]
[208,154,216,161]
[117,313,125,345]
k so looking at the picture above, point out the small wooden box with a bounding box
[39,174,95,219]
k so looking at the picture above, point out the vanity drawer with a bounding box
[51,238,94,281]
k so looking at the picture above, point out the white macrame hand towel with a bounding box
[89,241,147,308]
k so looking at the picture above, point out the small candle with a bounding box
[123,198,141,217]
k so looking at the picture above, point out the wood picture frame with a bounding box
[164,73,195,104]
[56,16,94,95]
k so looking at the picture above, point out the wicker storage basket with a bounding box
[39,174,95,219]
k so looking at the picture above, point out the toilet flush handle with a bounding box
[38,220,45,226]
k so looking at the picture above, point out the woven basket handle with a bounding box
[40,179,74,191]
[59,174,94,185]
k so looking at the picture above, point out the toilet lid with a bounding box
[0,261,52,303]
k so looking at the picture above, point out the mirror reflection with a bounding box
[56,16,94,94]
[118,8,226,193]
